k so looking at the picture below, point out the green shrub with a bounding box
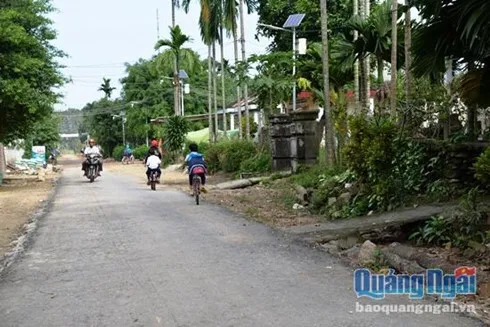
[163,116,190,153]
[240,151,272,174]
[203,142,227,173]
[112,145,124,161]
[240,116,258,137]
[220,140,257,173]
[342,116,437,212]
[474,147,490,185]
[409,188,488,248]
[203,139,258,173]
[133,145,149,160]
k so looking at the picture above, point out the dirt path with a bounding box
[0,177,56,256]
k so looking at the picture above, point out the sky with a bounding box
[50,0,272,111]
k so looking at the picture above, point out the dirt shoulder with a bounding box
[0,176,56,256]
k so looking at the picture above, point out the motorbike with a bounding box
[149,168,159,190]
[48,154,57,165]
[85,154,102,183]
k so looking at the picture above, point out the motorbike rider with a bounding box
[185,143,207,193]
[144,139,162,180]
[145,148,162,185]
[82,138,103,176]
[123,144,133,159]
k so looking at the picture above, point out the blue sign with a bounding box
[354,267,477,300]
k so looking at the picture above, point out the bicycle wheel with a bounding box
[193,176,201,205]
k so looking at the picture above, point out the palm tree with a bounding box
[320,0,336,165]
[353,0,360,112]
[411,0,490,139]
[219,0,227,137]
[223,0,256,138]
[239,0,250,139]
[182,0,221,140]
[155,25,191,116]
[404,0,412,102]
[98,78,116,98]
[390,0,398,116]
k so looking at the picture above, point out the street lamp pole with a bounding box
[258,14,304,113]
[292,27,296,112]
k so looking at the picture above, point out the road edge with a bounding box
[0,175,61,276]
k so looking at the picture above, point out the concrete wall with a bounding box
[5,147,25,164]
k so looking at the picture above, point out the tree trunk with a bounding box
[0,143,6,184]
[364,0,370,113]
[443,58,453,140]
[208,45,214,142]
[359,0,366,113]
[171,0,176,27]
[404,0,412,102]
[359,58,366,111]
[320,0,336,165]
[212,43,219,139]
[233,25,243,139]
[390,0,398,116]
[220,10,227,138]
[377,56,385,108]
[353,0,360,114]
[172,3,179,116]
[239,0,250,139]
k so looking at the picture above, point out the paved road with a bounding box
[0,168,484,327]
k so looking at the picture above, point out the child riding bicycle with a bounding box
[184,143,207,193]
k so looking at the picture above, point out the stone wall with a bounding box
[416,139,490,185]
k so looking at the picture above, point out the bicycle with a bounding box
[122,154,134,165]
[191,166,206,205]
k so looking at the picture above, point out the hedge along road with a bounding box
[0,167,483,327]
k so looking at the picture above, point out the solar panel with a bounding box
[283,14,305,28]
[179,70,189,79]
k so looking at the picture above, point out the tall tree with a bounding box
[155,26,192,116]
[320,0,336,165]
[0,0,65,144]
[182,0,221,140]
[219,0,227,136]
[98,78,116,98]
[390,0,398,115]
[363,0,371,111]
[224,0,256,138]
[353,0,360,112]
[239,0,250,138]
[404,0,412,102]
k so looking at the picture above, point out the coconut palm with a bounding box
[411,0,490,138]
[155,25,192,116]
[98,78,116,98]
[320,0,336,165]
[223,0,257,138]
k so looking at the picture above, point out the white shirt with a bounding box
[84,146,101,155]
[146,155,161,169]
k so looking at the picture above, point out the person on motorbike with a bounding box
[123,144,133,160]
[145,148,162,185]
[185,143,207,193]
[49,147,60,163]
[144,140,162,180]
[82,139,103,176]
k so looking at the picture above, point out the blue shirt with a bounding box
[185,152,206,171]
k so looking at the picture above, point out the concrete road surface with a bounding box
[0,168,484,327]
